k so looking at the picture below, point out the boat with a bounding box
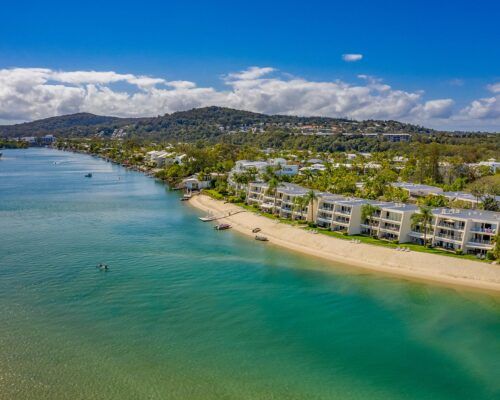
[252,227,261,233]
[255,235,269,241]
[85,173,93,178]
[180,193,192,201]
[214,223,231,230]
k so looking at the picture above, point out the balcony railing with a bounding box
[470,228,497,234]
[435,233,462,242]
[437,223,465,231]
[336,209,351,216]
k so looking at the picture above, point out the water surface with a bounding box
[1,148,499,399]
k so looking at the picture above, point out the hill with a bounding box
[0,106,435,140]
[0,113,141,137]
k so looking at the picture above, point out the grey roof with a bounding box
[432,208,500,222]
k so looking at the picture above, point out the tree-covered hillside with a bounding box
[0,106,434,140]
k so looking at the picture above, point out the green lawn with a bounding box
[307,227,489,262]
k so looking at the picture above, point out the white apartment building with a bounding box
[392,182,443,198]
[244,181,499,253]
[428,209,499,255]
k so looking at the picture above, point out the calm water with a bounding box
[0,148,499,400]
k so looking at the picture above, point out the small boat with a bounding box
[214,223,231,230]
[180,194,192,201]
[255,235,269,242]
[252,227,261,233]
[85,173,93,178]
[96,263,109,271]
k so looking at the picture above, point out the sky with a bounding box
[0,0,499,131]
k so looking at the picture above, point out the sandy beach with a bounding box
[189,194,500,293]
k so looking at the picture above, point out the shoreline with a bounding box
[189,194,500,294]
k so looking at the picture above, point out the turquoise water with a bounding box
[0,148,499,400]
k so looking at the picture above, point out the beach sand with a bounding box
[189,194,500,293]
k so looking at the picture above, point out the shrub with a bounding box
[455,249,463,255]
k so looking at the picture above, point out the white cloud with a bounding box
[342,54,363,62]
[0,66,499,131]
[487,82,500,93]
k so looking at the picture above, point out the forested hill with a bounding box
[0,106,435,140]
[0,113,143,137]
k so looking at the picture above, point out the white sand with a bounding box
[189,194,500,293]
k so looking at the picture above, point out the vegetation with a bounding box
[411,206,434,246]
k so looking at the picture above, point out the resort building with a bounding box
[431,209,499,255]
[241,179,499,254]
[392,182,443,198]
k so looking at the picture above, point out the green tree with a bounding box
[305,190,317,222]
[411,206,433,246]
[267,177,280,214]
[361,204,381,237]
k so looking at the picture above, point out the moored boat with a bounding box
[255,235,269,241]
[214,223,231,230]
[252,227,261,233]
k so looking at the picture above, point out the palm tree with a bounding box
[411,205,433,246]
[493,231,500,260]
[361,204,381,237]
[292,196,302,220]
[267,177,280,214]
[305,190,317,222]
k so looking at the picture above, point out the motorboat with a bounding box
[214,223,231,230]
[255,235,269,242]
[85,173,93,178]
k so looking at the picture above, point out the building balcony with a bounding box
[332,220,350,227]
[435,234,463,243]
[466,240,493,249]
[335,209,352,216]
[469,228,497,235]
[436,223,465,231]
[409,231,433,239]
[379,225,400,233]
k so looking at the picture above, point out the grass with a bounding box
[307,227,490,262]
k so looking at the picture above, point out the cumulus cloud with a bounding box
[0,66,499,130]
[342,54,363,62]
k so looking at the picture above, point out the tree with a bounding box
[267,177,280,214]
[482,195,499,212]
[361,204,381,237]
[470,182,487,208]
[411,206,433,246]
[305,190,317,222]
[493,231,500,260]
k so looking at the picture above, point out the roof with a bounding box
[392,182,443,194]
[432,208,500,222]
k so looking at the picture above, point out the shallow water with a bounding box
[0,148,499,399]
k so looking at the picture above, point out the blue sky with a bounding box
[1,0,499,130]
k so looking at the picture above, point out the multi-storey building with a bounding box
[243,181,499,254]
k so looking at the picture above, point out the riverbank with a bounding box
[189,194,500,293]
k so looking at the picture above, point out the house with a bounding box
[41,134,55,145]
[382,133,411,142]
[180,176,212,191]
